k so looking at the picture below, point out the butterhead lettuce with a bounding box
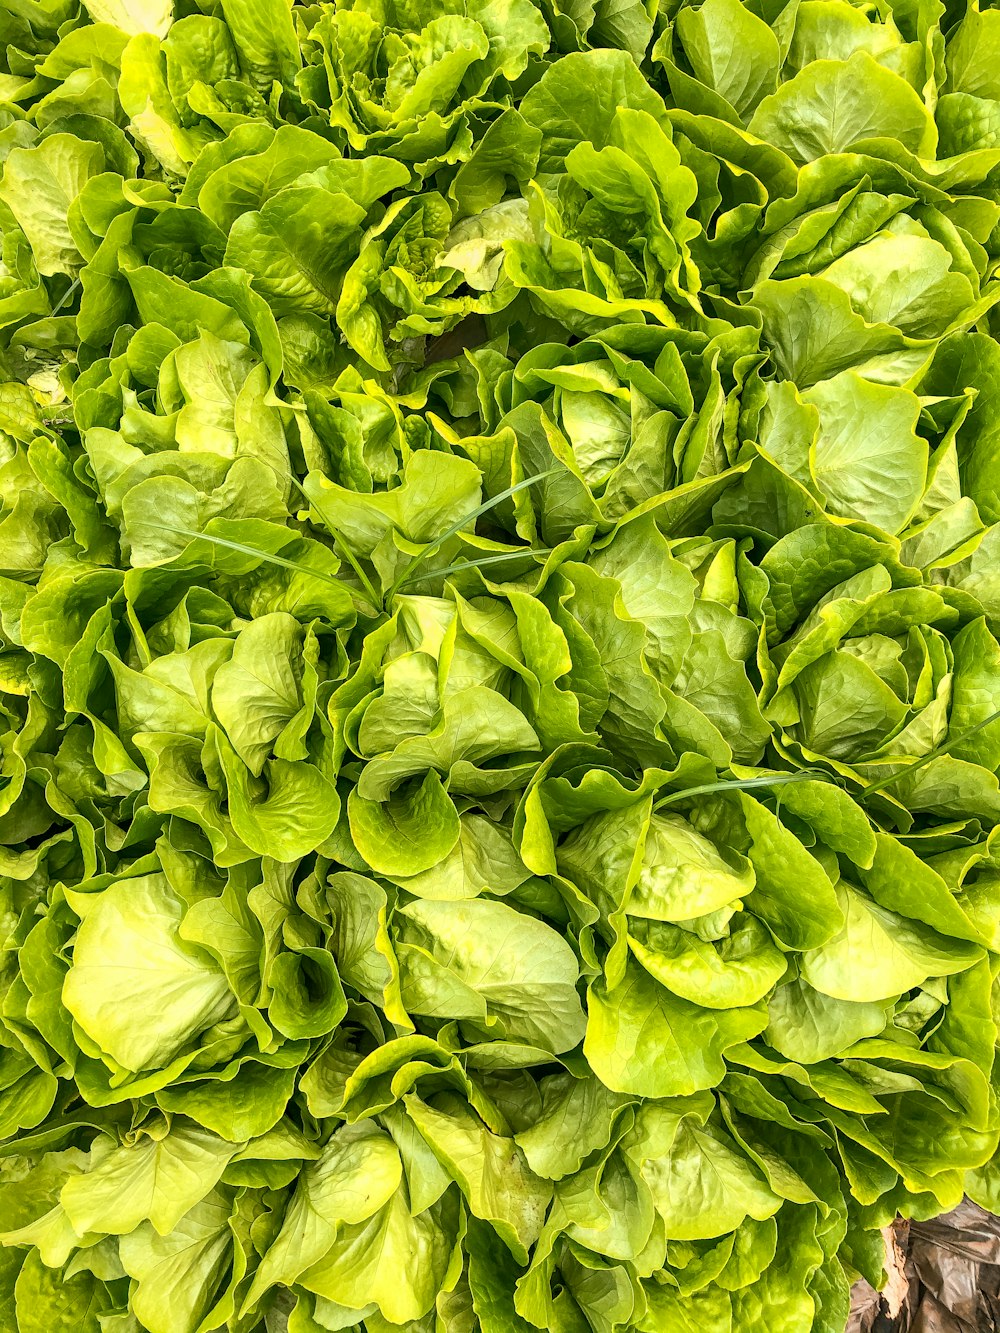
[1,1,1000,1331]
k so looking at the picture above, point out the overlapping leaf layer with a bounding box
[3,0,1000,1329]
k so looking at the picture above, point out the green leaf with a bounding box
[765,974,892,1064]
[800,881,982,1003]
[0,135,106,276]
[217,0,300,89]
[406,1093,552,1263]
[348,770,461,878]
[298,1191,459,1326]
[211,612,310,775]
[802,373,927,534]
[629,914,787,1010]
[626,1103,781,1240]
[514,1072,624,1180]
[13,1249,110,1333]
[63,874,237,1073]
[224,185,366,317]
[584,957,767,1097]
[396,896,587,1054]
[675,0,780,117]
[244,1124,403,1301]
[61,1122,237,1237]
[218,736,340,862]
[118,1192,232,1333]
[520,48,669,173]
[356,685,540,802]
[749,51,936,162]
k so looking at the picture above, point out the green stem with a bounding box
[861,705,1000,797]
[289,476,383,611]
[385,467,558,601]
[49,276,82,318]
[400,547,554,586]
[654,769,827,811]
[154,526,380,615]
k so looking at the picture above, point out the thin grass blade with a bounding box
[386,468,559,599]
